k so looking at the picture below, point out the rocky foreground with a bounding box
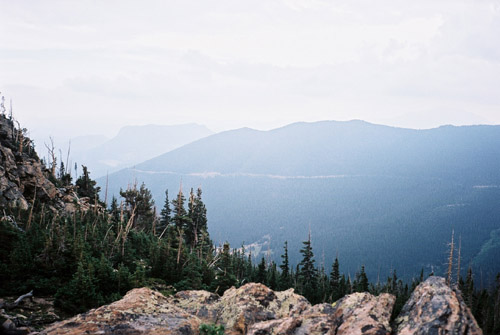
[35,276,481,335]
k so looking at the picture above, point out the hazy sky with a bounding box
[1,0,500,143]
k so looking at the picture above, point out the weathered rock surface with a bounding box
[43,287,201,335]
[247,292,394,335]
[0,115,57,210]
[171,289,220,324]
[42,277,482,335]
[0,115,99,215]
[395,276,482,335]
[42,284,392,335]
[217,283,310,334]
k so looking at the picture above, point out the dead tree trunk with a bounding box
[446,230,455,286]
[4,290,33,310]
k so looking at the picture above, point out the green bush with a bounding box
[199,323,225,335]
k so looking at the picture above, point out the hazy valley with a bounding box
[101,120,500,282]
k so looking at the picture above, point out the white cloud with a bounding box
[0,0,499,141]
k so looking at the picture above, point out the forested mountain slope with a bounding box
[103,120,500,281]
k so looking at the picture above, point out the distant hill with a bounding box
[70,124,214,177]
[101,120,500,282]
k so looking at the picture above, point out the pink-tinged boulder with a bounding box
[395,276,482,335]
[43,288,202,335]
[247,292,395,335]
[218,283,310,335]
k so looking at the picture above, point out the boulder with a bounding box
[217,283,310,335]
[171,290,220,323]
[395,276,482,335]
[43,288,202,335]
[247,292,394,335]
[43,277,484,335]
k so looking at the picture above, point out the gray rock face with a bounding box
[395,276,482,335]
[0,115,95,215]
[0,115,58,210]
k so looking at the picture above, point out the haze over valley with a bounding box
[101,120,500,282]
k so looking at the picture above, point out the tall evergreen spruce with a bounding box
[186,187,208,249]
[171,185,190,231]
[298,231,318,303]
[75,165,101,201]
[256,257,267,284]
[212,243,237,294]
[268,262,278,290]
[279,241,291,290]
[158,189,171,236]
[354,265,369,292]
[119,182,155,231]
[330,257,341,302]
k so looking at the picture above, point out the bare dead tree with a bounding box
[104,172,109,205]
[9,98,13,120]
[65,140,71,174]
[0,94,6,115]
[446,230,455,286]
[26,185,37,230]
[3,290,33,310]
[15,121,24,154]
[456,235,462,285]
[45,137,57,177]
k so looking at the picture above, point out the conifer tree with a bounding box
[298,231,318,303]
[268,262,278,290]
[212,243,237,294]
[317,266,329,302]
[119,182,155,231]
[158,189,171,237]
[330,257,341,302]
[354,265,369,292]
[256,257,267,284]
[75,165,101,201]
[109,196,120,223]
[279,241,291,290]
[186,187,208,249]
[245,252,254,283]
[464,266,475,307]
[171,185,190,232]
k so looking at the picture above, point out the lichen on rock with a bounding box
[395,276,482,335]
[41,277,483,335]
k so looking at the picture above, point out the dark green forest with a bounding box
[0,114,499,334]
[1,176,499,333]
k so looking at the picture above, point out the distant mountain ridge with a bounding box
[71,123,214,177]
[137,120,500,183]
[101,120,500,281]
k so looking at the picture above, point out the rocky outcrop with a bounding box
[216,283,310,334]
[0,115,96,215]
[247,292,394,335]
[0,115,60,211]
[42,277,482,335]
[42,284,394,335]
[43,287,201,335]
[395,276,482,335]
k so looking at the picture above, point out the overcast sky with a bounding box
[1,0,500,144]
